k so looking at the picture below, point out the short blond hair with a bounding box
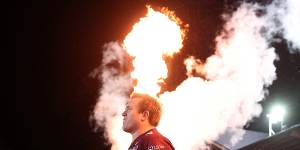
[131,93,162,126]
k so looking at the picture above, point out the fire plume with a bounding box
[123,6,185,96]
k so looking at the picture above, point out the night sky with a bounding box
[15,0,300,150]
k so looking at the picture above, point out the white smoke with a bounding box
[92,0,300,149]
[158,3,277,149]
[160,0,299,149]
[91,42,132,150]
[278,0,300,52]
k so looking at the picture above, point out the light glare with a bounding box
[267,105,285,124]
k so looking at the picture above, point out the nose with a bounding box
[122,110,126,117]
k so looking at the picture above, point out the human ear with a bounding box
[141,111,149,121]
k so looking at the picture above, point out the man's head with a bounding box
[122,93,162,134]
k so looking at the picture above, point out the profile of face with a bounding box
[122,97,143,133]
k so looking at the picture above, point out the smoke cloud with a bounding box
[91,42,132,150]
[279,0,300,52]
[92,0,299,149]
[159,3,277,149]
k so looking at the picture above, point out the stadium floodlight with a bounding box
[267,105,285,136]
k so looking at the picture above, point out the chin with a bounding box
[123,126,133,133]
[122,126,128,132]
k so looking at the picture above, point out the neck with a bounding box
[132,125,154,141]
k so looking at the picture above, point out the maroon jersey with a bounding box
[128,128,175,150]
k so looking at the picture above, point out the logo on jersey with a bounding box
[147,145,165,150]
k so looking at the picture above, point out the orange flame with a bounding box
[123,6,185,96]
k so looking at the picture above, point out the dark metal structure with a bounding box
[240,124,300,150]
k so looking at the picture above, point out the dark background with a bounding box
[15,0,300,150]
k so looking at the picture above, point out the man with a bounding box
[122,93,175,150]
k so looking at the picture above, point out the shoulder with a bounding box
[139,130,175,150]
